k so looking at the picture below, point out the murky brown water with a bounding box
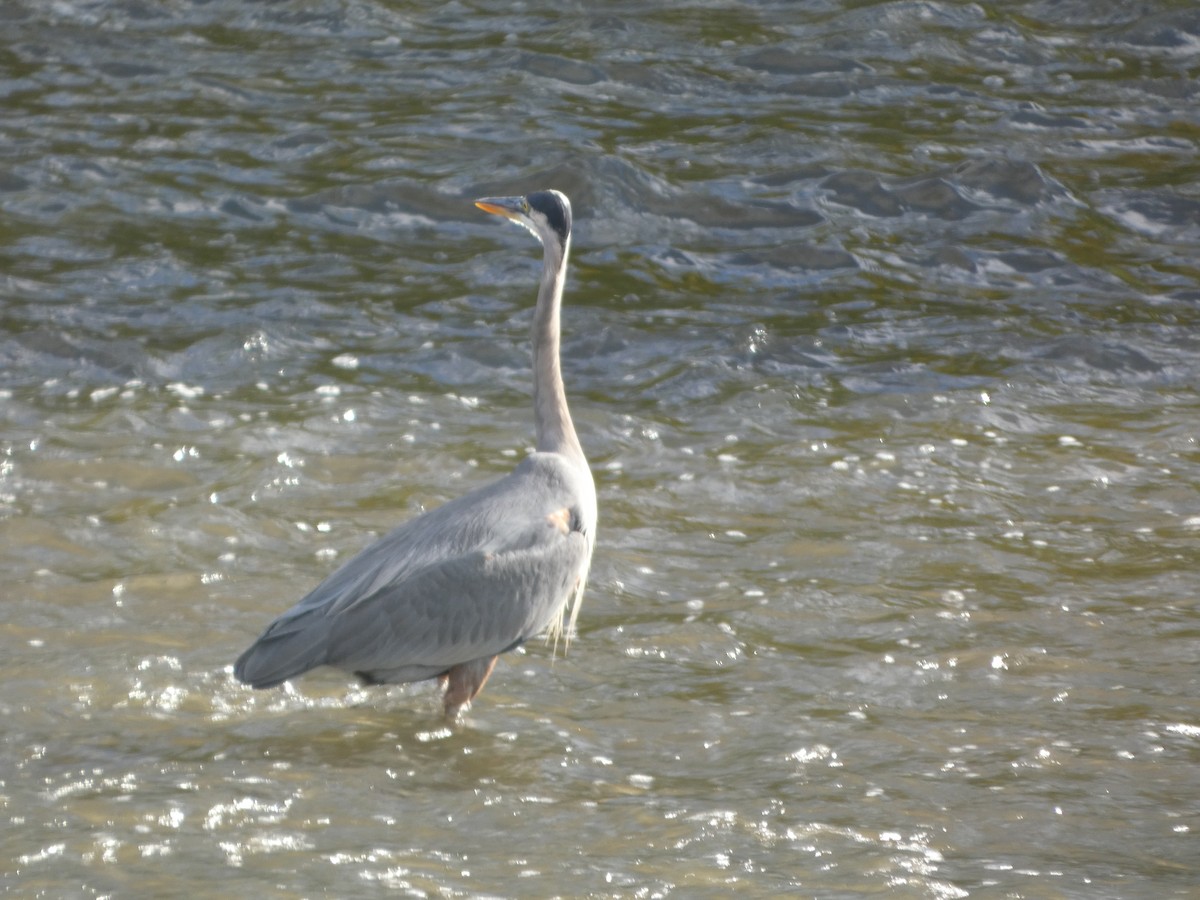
[3,1,1200,896]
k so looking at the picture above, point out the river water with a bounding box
[3,1,1199,897]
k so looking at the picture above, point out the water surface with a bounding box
[3,1,1199,897]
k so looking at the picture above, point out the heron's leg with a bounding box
[441,655,499,719]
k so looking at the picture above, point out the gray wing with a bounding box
[234,452,591,688]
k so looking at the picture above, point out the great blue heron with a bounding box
[234,190,596,719]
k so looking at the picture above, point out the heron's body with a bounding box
[234,190,595,717]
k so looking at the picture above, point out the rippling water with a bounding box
[3,1,1199,896]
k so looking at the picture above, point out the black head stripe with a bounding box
[526,190,572,244]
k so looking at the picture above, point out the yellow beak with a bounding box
[475,197,524,221]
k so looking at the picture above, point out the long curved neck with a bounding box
[531,236,584,463]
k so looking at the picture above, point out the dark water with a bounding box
[3,1,1199,896]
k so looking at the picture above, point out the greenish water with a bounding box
[3,1,1199,897]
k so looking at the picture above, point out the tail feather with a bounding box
[234,618,328,689]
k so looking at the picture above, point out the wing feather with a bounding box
[233,452,592,688]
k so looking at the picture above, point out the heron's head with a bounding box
[475,190,572,255]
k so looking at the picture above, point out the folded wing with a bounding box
[234,453,591,689]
